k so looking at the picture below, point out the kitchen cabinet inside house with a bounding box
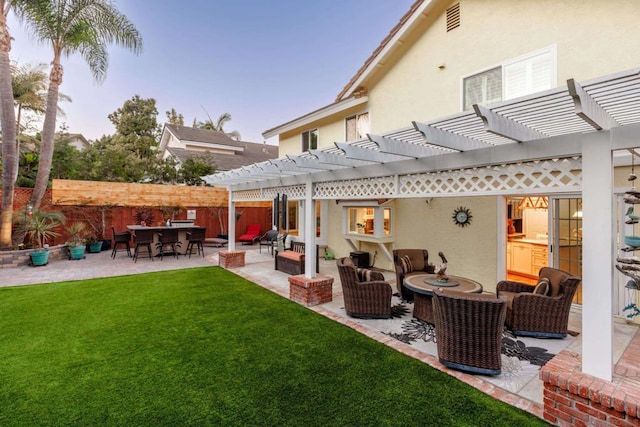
[506,196,583,303]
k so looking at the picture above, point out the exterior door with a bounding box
[551,197,583,304]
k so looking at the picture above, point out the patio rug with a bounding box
[336,293,579,394]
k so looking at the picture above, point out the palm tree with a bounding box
[12,62,70,135]
[0,0,20,247]
[195,111,241,140]
[11,62,70,184]
[15,0,142,209]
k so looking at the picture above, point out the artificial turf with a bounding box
[0,267,549,426]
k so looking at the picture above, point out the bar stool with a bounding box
[133,228,154,262]
[111,226,131,259]
[157,228,180,259]
[185,227,206,258]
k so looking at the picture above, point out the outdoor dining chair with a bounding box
[259,230,279,255]
[185,227,206,258]
[157,228,181,260]
[132,228,154,262]
[111,226,131,259]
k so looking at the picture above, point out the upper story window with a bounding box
[462,46,556,111]
[302,129,318,152]
[345,112,370,141]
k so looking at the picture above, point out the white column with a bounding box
[228,190,236,252]
[304,177,316,278]
[581,131,613,380]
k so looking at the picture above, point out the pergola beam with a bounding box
[412,121,489,151]
[286,154,343,170]
[473,104,547,142]
[567,78,618,130]
[368,134,438,158]
[309,149,375,167]
[335,142,407,163]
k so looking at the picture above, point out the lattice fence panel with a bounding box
[314,177,396,199]
[232,158,581,201]
[232,185,306,202]
[399,157,582,196]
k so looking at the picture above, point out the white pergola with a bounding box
[204,68,640,381]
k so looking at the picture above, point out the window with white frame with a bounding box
[462,46,556,111]
[345,205,392,237]
[345,112,370,141]
[301,129,318,152]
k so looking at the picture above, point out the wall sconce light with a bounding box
[425,198,433,204]
[438,63,446,70]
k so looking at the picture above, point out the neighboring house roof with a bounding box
[159,124,277,171]
[56,133,91,150]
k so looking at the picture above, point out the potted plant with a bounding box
[85,232,103,253]
[15,208,66,266]
[66,222,88,260]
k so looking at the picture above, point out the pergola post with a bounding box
[581,131,613,380]
[228,190,236,252]
[304,176,316,278]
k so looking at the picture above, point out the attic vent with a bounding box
[446,3,460,32]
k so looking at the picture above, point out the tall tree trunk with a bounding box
[0,5,17,248]
[30,61,62,210]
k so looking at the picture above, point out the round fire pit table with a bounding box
[403,273,483,324]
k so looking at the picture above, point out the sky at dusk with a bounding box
[9,0,416,144]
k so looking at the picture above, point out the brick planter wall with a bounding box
[289,274,333,306]
[0,245,68,268]
[540,349,640,426]
[218,250,245,268]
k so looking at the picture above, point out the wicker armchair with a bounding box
[336,257,393,319]
[393,249,436,300]
[432,289,507,375]
[496,267,581,338]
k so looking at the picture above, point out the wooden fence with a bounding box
[3,180,271,246]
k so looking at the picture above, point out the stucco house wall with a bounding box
[265,0,640,289]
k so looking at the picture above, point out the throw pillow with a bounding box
[533,277,550,295]
[357,268,385,282]
[400,255,413,274]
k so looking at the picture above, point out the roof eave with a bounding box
[262,96,368,139]
[336,0,436,101]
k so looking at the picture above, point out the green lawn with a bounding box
[0,267,548,426]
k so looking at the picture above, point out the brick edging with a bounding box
[540,350,640,426]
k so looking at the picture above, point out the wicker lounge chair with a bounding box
[393,249,436,300]
[336,257,393,319]
[432,289,507,375]
[496,266,581,338]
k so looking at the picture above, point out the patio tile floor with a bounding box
[1,245,638,421]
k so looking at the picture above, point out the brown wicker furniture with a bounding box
[393,249,436,300]
[259,230,279,255]
[132,228,154,262]
[433,289,508,375]
[496,266,581,338]
[404,273,483,323]
[185,227,206,258]
[157,228,181,259]
[275,241,319,275]
[111,226,131,259]
[336,257,393,319]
